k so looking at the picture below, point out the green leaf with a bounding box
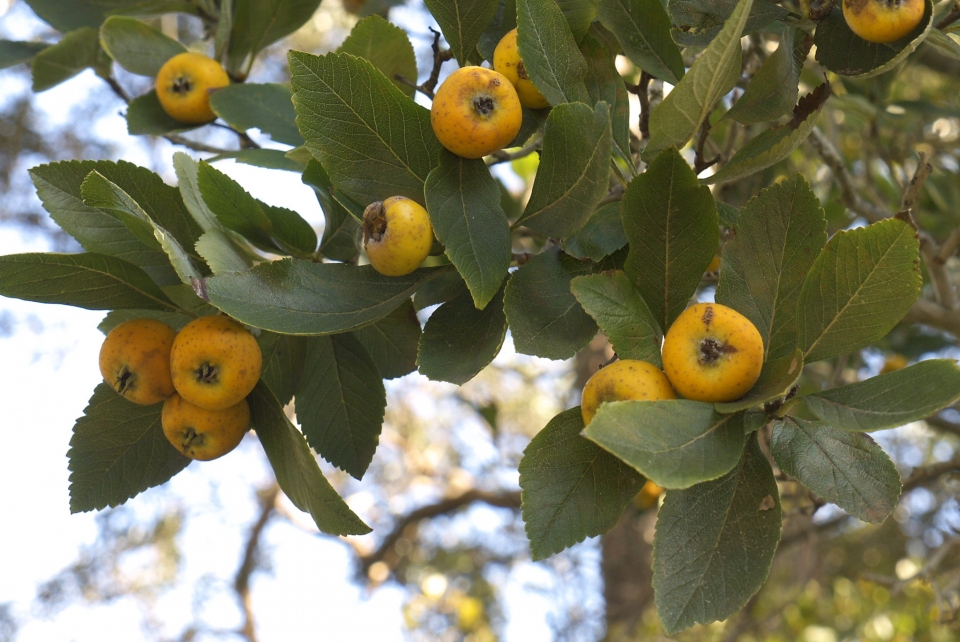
[724,27,808,125]
[561,201,628,262]
[414,269,468,311]
[503,247,599,359]
[257,332,308,406]
[227,0,323,73]
[68,384,191,513]
[202,260,449,334]
[715,174,827,361]
[571,270,662,366]
[289,50,441,207]
[127,89,201,135]
[771,417,901,524]
[352,300,422,379]
[225,148,307,172]
[714,349,803,414]
[584,400,748,489]
[669,0,788,48]
[924,29,960,62]
[31,27,103,92]
[259,201,317,255]
[296,334,386,479]
[477,0,518,61]
[798,218,921,363]
[704,84,830,185]
[194,229,253,275]
[0,252,181,311]
[107,1,201,17]
[643,0,752,160]
[596,0,684,84]
[302,160,361,262]
[516,102,612,237]
[337,15,419,97]
[0,40,50,69]
[209,83,303,146]
[622,147,718,330]
[814,3,933,78]
[81,171,204,284]
[98,284,214,333]
[516,0,591,105]
[172,152,222,231]
[99,15,185,76]
[803,359,960,432]
[520,407,645,560]
[24,0,143,31]
[653,434,781,634]
[417,286,507,384]
[197,161,277,250]
[249,383,371,535]
[556,0,599,41]
[425,0,499,66]
[31,160,184,285]
[424,151,511,309]
[581,33,632,167]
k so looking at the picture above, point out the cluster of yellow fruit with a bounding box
[581,302,764,425]
[98,316,262,461]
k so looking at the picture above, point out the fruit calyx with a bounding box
[196,362,220,385]
[473,95,495,117]
[362,201,387,243]
[171,75,194,95]
[181,427,204,450]
[115,368,135,395]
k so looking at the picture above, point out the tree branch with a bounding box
[233,484,280,642]
[395,27,452,100]
[808,127,887,223]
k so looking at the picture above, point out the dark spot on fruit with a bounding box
[517,62,530,81]
[474,95,495,116]
[116,368,135,395]
[362,201,387,243]
[172,74,193,96]
[698,337,737,366]
[701,305,714,327]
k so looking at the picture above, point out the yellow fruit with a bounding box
[581,359,677,426]
[880,353,909,373]
[706,254,722,274]
[155,52,230,124]
[661,303,764,403]
[493,29,550,110]
[161,393,250,460]
[363,196,434,276]
[98,318,177,405]
[170,315,262,410]
[430,66,522,159]
[634,479,664,509]
[841,0,924,44]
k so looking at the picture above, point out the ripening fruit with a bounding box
[841,0,924,44]
[581,359,677,426]
[661,303,764,403]
[430,66,522,159]
[493,28,550,109]
[880,353,909,373]
[98,318,177,405]
[162,393,250,460]
[155,52,230,124]
[362,196,434,276]
[169,315,262,410]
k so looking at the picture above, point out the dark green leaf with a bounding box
[31,27,102,91]
[520,408,644,560]
[0,252,181,311]
[653,434,781,634]
[642,0,751,160]
[127,89,201,135]
[597,0,684,84]
[249,383,371,535]
[68,384,191,513]
[352,300,422,379]
[803,359,960,432]
[580,33,632,166]
[197,161,276,250]
[715,174,827,361]
[202,260,449,335]
[24,0,144,31]
[0,40,49,69]
[798,218,921,363]
[417,287,507,384]
[225,148,306,172]
[714,349,803,414]
[669,0,788,47]
[503,247,598,359]
[772,417,901,524]
[296,334,386,479]
[516,102,612,237]
[516,0,591,105]
[561,201,628,262]
[337,15,419,96]
[724,27,808,125]
[98,284,214,333]
[99,15,185,76]
[584,400,748,488]
[425,0,499,66]
[622,147,718,330]
[477,0,517,61]
[555,0,599,41]
[302,160,361,262]
[414,269,468,311]
[289,50,442,206]
[424,151,511,309]
[571,270,662,366]
[209,83,303,146]
[227,0,323,73]
[259,201,318,255]
[258,332,309,406]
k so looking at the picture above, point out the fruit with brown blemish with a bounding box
[661,302,764,403]
[161,393,250,460]
[362,196,434,277]
[580,359,677,426]
[841,0,924,44]
[98,318,177,405]
[493,28,550,109]
[430,66,522,159]
[169,315,262,411]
